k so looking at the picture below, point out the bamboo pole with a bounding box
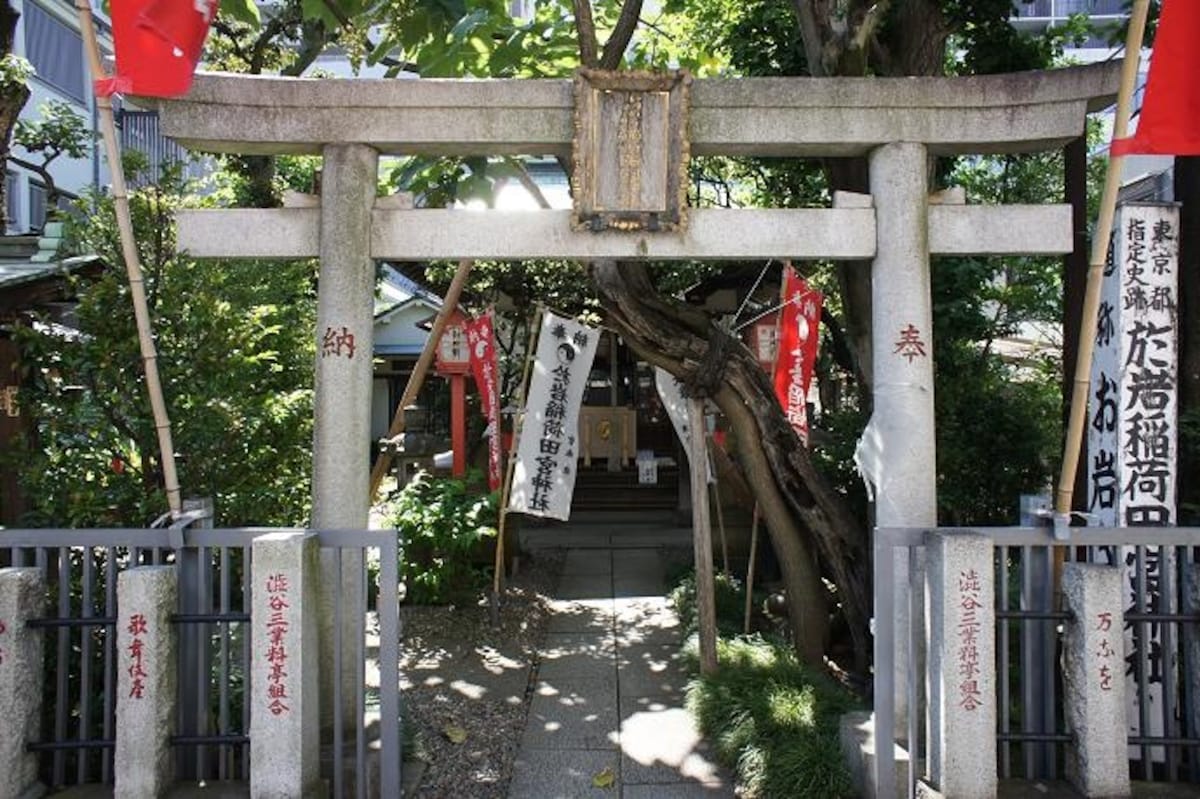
[743,503,760,635]
[707,437,730,576]
[369,259,474,497]
[689,397,719,676]
[1054,0,1151,526]
[492,310,542,599]
[76,0,181,518]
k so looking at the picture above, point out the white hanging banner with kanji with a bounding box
[654,367,714,483]
[508,313,600,520]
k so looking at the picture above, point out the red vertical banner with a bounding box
[772,266,823,443]
[1110,0,1200,156]
[465,311,502,491]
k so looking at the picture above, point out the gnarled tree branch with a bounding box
[599,0,644,70]
[573,0,599,69]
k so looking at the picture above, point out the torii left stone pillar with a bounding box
[312,143,378,733]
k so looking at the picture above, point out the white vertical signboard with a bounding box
[1087,202,1179,760]
[508,313,600,521]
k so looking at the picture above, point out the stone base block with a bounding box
[840,711,910,799]
[320,740,379,798]
[916,779,944,798]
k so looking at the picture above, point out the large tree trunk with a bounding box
[591,262,871,669]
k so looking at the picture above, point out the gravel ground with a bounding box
[401,549,563,798]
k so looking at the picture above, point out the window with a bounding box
[5,171,18,232]
[24,2,85,102]
[29,181,46,232]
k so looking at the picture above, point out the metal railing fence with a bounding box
[874,525,1200,799]
[0,522,401,797]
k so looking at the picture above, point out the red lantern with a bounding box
[434,310,471,376]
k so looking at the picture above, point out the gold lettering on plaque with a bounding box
[617,93,643,209]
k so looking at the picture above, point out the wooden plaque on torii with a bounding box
[572,69,692,233]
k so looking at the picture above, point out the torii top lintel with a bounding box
[143,61,1120,159]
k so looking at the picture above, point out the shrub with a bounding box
[383,470,498,605]
[686,636,861,798]
[670,570,862,797]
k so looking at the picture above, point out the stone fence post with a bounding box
[0,568,46,799]
[115,566,178,798]
[1062,564,1131,798]
[251,532,321,799]
[926,532,996,798]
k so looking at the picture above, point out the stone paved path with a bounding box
[507,547,735,798]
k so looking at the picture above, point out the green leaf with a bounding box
[300,0,344,29]
[592,767,615,788]
[219,0,261,26]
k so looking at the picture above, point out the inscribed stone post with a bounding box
[864,141,936,741]
[312,143,378,735]
[927,532,995,798]
[251,532,321,799]
[0,568,45,799]
[115,566,178,799]
[1062,564,1131,798]
[1087,203,1180,759]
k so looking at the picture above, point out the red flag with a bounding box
[772,266,823,443]
[96,0,218,98]
[465,312,503,492]
[1110,0,1200,156]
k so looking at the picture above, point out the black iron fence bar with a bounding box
[171,613,251,623]
[873,528,901,799]
[170,735,250,746]
[26,617,117,628]
[997,733,1073,743]
[218,546,232,781]
[1128,737,1200,747]
[78,545,94,785]
[897,526,1200,547]
[54,546,68,786]
[1,529,173,546]
[995,610,1200,623]
[378,531,403,798]
[1,526,394,547]
[998,544,1009,778]
[1125,612,1200,623]
[27,741,114,751]
[1135,545,1151,777]
[995,610,1072,620]
[355,554,367,799]
[102,544,117,784]
[240,543,251,781]
[333,546,344,799]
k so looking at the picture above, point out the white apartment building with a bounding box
[6,0,110,233]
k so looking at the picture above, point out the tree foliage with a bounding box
[10,100,95,209]
[13,167,317,527]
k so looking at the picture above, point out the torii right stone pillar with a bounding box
[869,141,937,742]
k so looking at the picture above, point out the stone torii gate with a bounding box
[149,60,1119,785]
